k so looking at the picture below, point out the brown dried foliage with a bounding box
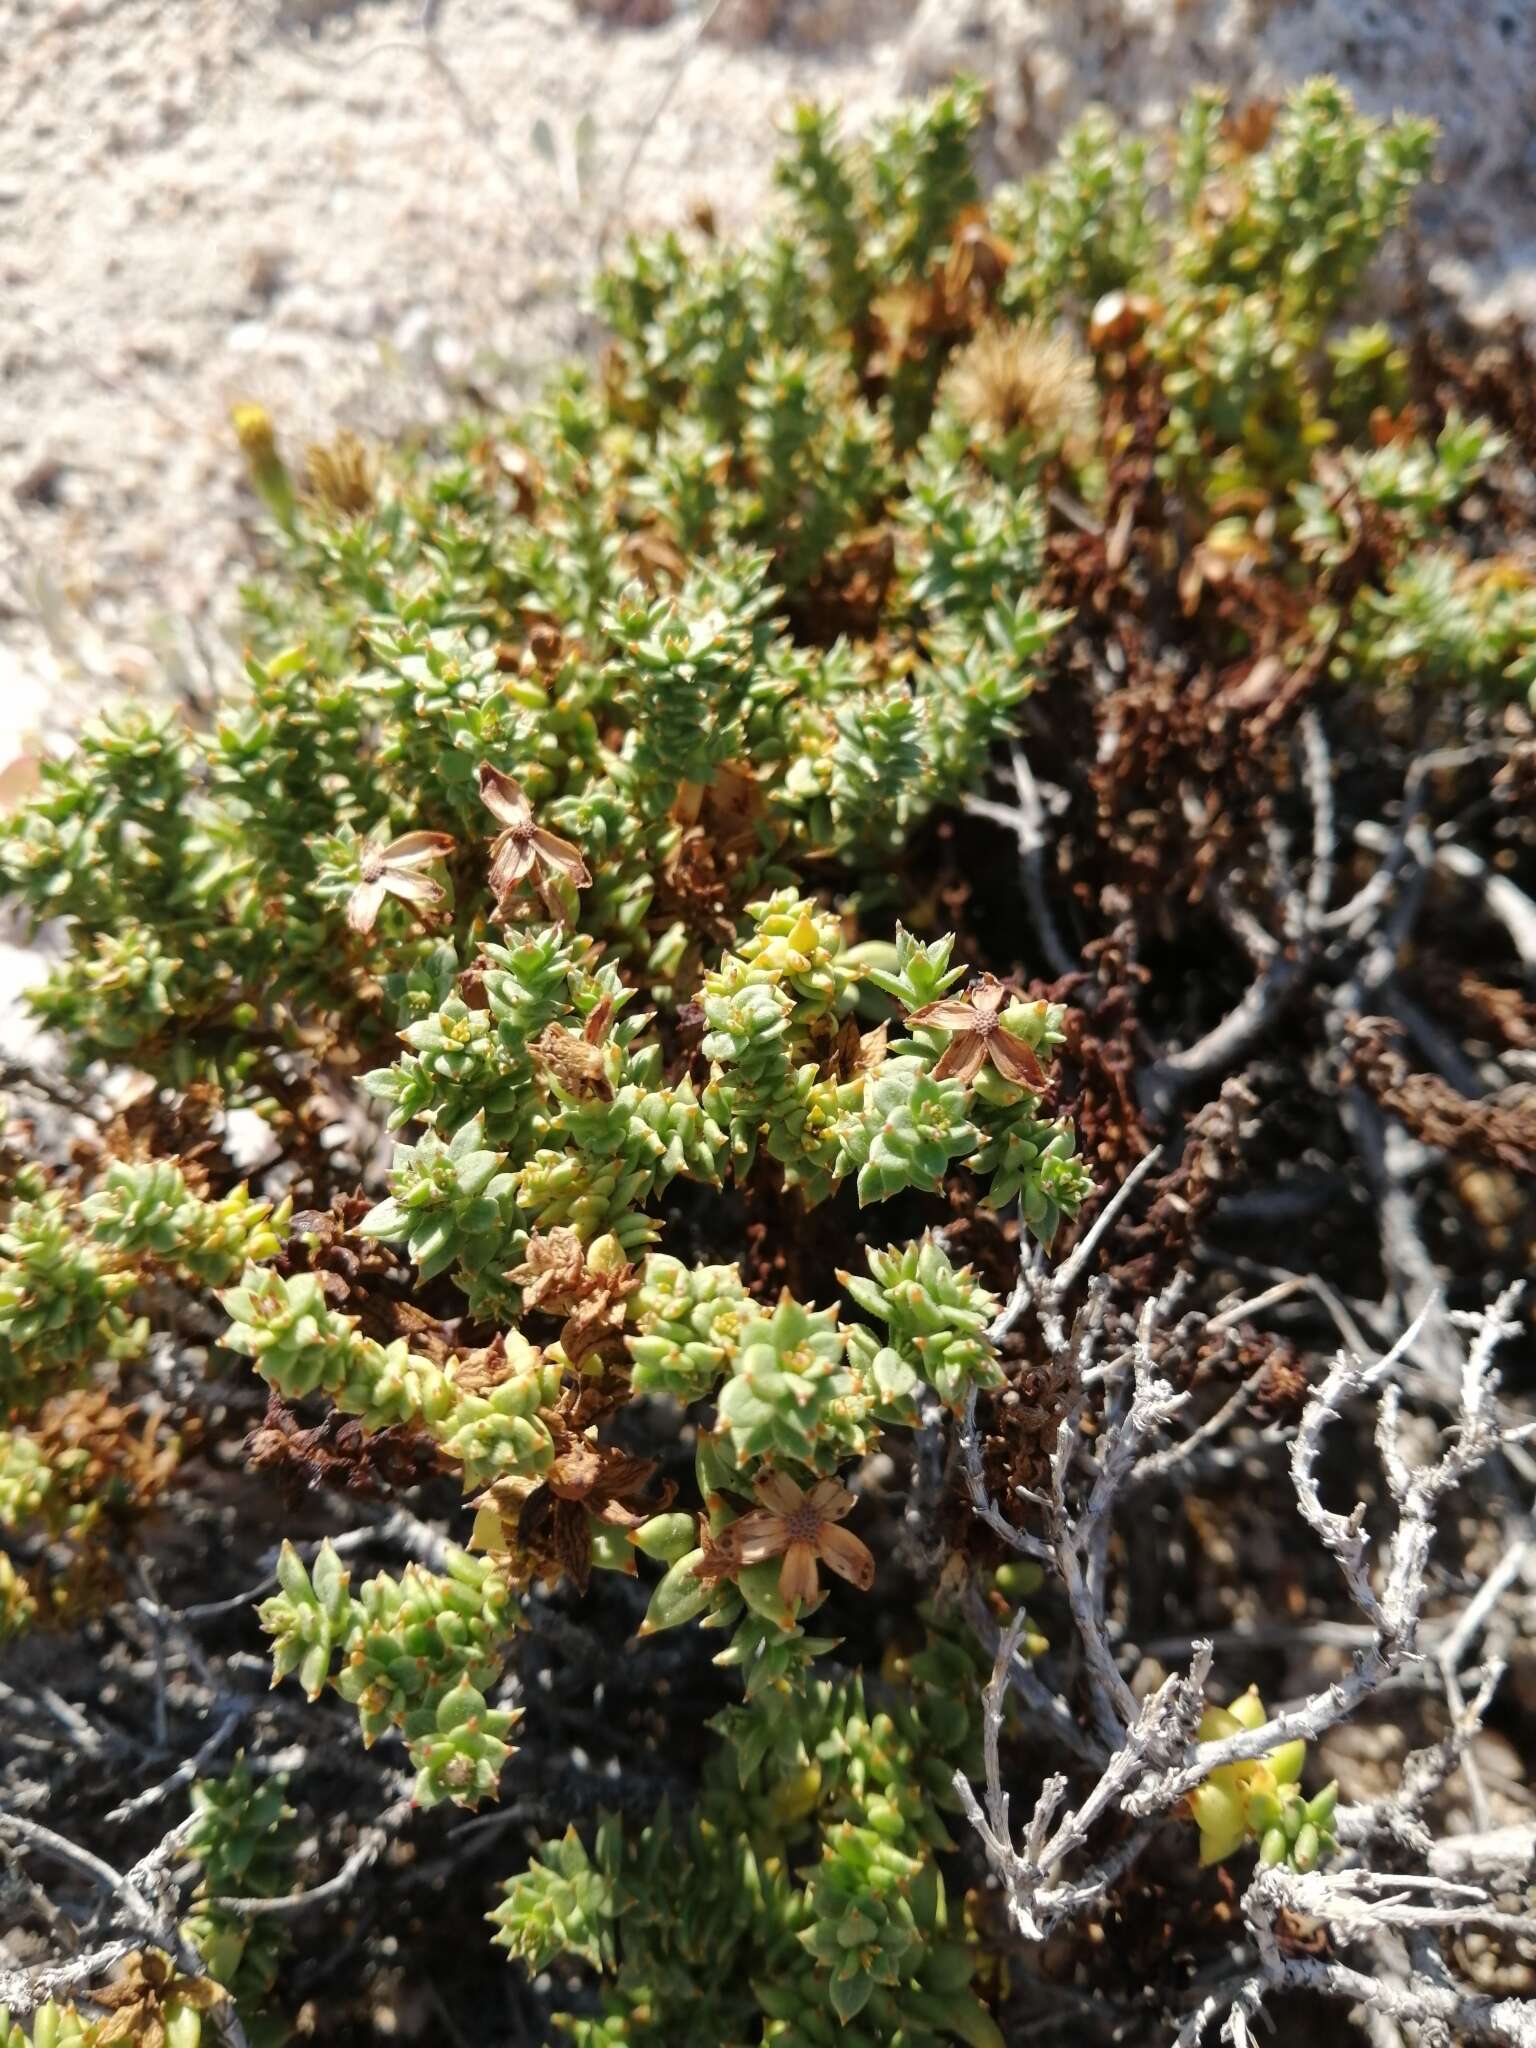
[1414,958,1536,1052]
[977,1340,1077,1506]
[1110,1078,1260,1302]
[1037,927,1152,1178]
[788,528,896,644]
[653,764,774,958]
[506,1226,638,1367]
[1344,1016,1536,1174]
[304,430,375,517]
[275,1199,459,1363]
[246,1392,442,1501]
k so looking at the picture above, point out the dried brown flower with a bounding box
[825,1012,888,1084]
[452,1331,518,1396]
[942,319,1098,461]
[533,998,616,1105]
[1087,289,1160,355]
[478,762,592,908]
[305,429,376,515]
[1221,96,1279,156]
[908,974,1050,1091]
[479,1435,673,1591]
[508,1226,589,1313]
[618,519,688,588]
[507,1226,637,1366]
[93,1950,225,2048]
[346,829,455,935]
[526,621,565,672]
[865,282,946,381]
[694,1470,874,1610]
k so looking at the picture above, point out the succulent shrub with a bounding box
[1,67,1508,2045]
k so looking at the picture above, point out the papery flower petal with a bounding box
[778,1540,820,1609]
[383,829,456,867]
[967,976,1010,1017]
[816,1520,875,1591]
[92,2015,142,2048]
[531,824,592,887]
[583,995,615,1045]
[346,877,387,933]
[728,1510,792,1565]
[593,1496,650,1531]
[930,1032,987,1085]
[490,832,536,895]
[692,1531,741,1583]
[174,1979,227,2013]
[478,762,532,828]
[806,1477,855,1520]
[988,1027,1049,1090]
[532,868,575,927]
[383,869,444,907]
[754,1470,806,1516]
[905,997,980,1031]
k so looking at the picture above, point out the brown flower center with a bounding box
[360,847,385,881]
[782,1502,824,1545]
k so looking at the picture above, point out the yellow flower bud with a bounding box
[231,401,276,464]
[231,402,295,528]
[786,913,821,960]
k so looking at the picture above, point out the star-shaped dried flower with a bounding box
[479,1436,673,1591]
[346,829,455,934]
[907,973,1049,1091]
[93,1950,226,2048]
[507,1225,637,1366]
[477,762,591,906]
[532,997,616,1104]
[694,1471,874,1610]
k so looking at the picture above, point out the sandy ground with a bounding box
[2,0,1534,769]
[0,0,917,744]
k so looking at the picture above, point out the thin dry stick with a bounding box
[0,1811,249,2044]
